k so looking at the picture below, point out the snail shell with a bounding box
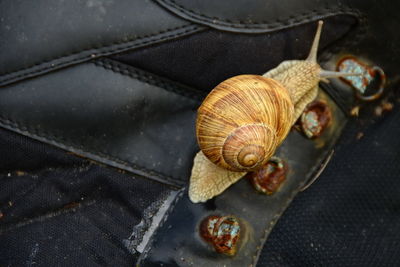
[196,75,294,172]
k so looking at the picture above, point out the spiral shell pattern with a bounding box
[196,75,294,171]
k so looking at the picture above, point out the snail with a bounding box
[189,21,358,203]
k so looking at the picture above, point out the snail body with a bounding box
[189,21,357,203]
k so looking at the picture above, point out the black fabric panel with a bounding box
[0,123,82,172]
[258,102,400,266]
[0,128,173,266]
[112,15,357,92]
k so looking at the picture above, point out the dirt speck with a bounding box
[15,170,27,176]
[63,202,79,210]
[350,106,360,117]
[375,100,394,116]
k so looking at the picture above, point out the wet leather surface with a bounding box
[0,0,204,87]
[0,59,202,187]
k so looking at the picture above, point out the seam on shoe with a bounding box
[0,24,204,86]
[93,58,206,101]
[0,117,184,188]
[157,1,359,30]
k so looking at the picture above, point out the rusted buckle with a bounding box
[337,56,386,101]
